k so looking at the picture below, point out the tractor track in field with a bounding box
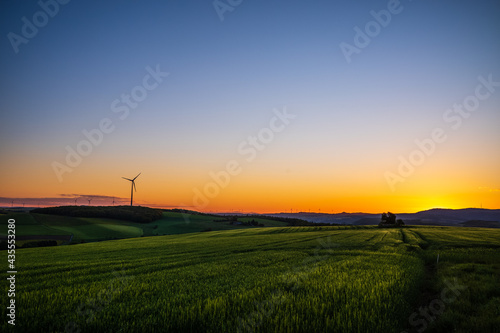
[401,228,441,332]
[410,230,431,249]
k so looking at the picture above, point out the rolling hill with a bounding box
[270,208,500,227]
[0,207,293,247]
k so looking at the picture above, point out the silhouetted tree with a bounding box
[379,212,403,227]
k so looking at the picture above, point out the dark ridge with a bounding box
[241,214,331,226]
[31,205,163,223]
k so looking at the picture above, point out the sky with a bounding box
[1,0,499,213]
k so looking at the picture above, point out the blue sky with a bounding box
[1,0,499,212]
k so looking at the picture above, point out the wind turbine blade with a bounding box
[133,181,137,192]
[122,177,133,181]
[133,173,141,181]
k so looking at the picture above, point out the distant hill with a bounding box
[268,208,500,228]
[400,208,500,226]
[269,212,379,225]
[405,208,500,221]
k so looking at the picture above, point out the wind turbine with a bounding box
[87,198,92,206]
[122,173,141,206]
[74,198,78,205]
[112,197,115,206]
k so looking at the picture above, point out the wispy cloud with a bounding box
[0,196,187,209]
[58,194,119,199]
[0,195,127,207]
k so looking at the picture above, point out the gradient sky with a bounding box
[1,0,499,213]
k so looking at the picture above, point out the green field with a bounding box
[1,211,288,244]
[2,225,499,332]
[1,213,70,236]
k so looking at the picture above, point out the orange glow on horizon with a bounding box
[1,148,499,213]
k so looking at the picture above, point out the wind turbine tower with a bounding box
[122,173,141,206]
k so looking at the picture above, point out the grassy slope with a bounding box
[31,214,143,242]
[1,212,288,243]
[0,213,71,236]
[144,212,289,235]
[2,221,498,332]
